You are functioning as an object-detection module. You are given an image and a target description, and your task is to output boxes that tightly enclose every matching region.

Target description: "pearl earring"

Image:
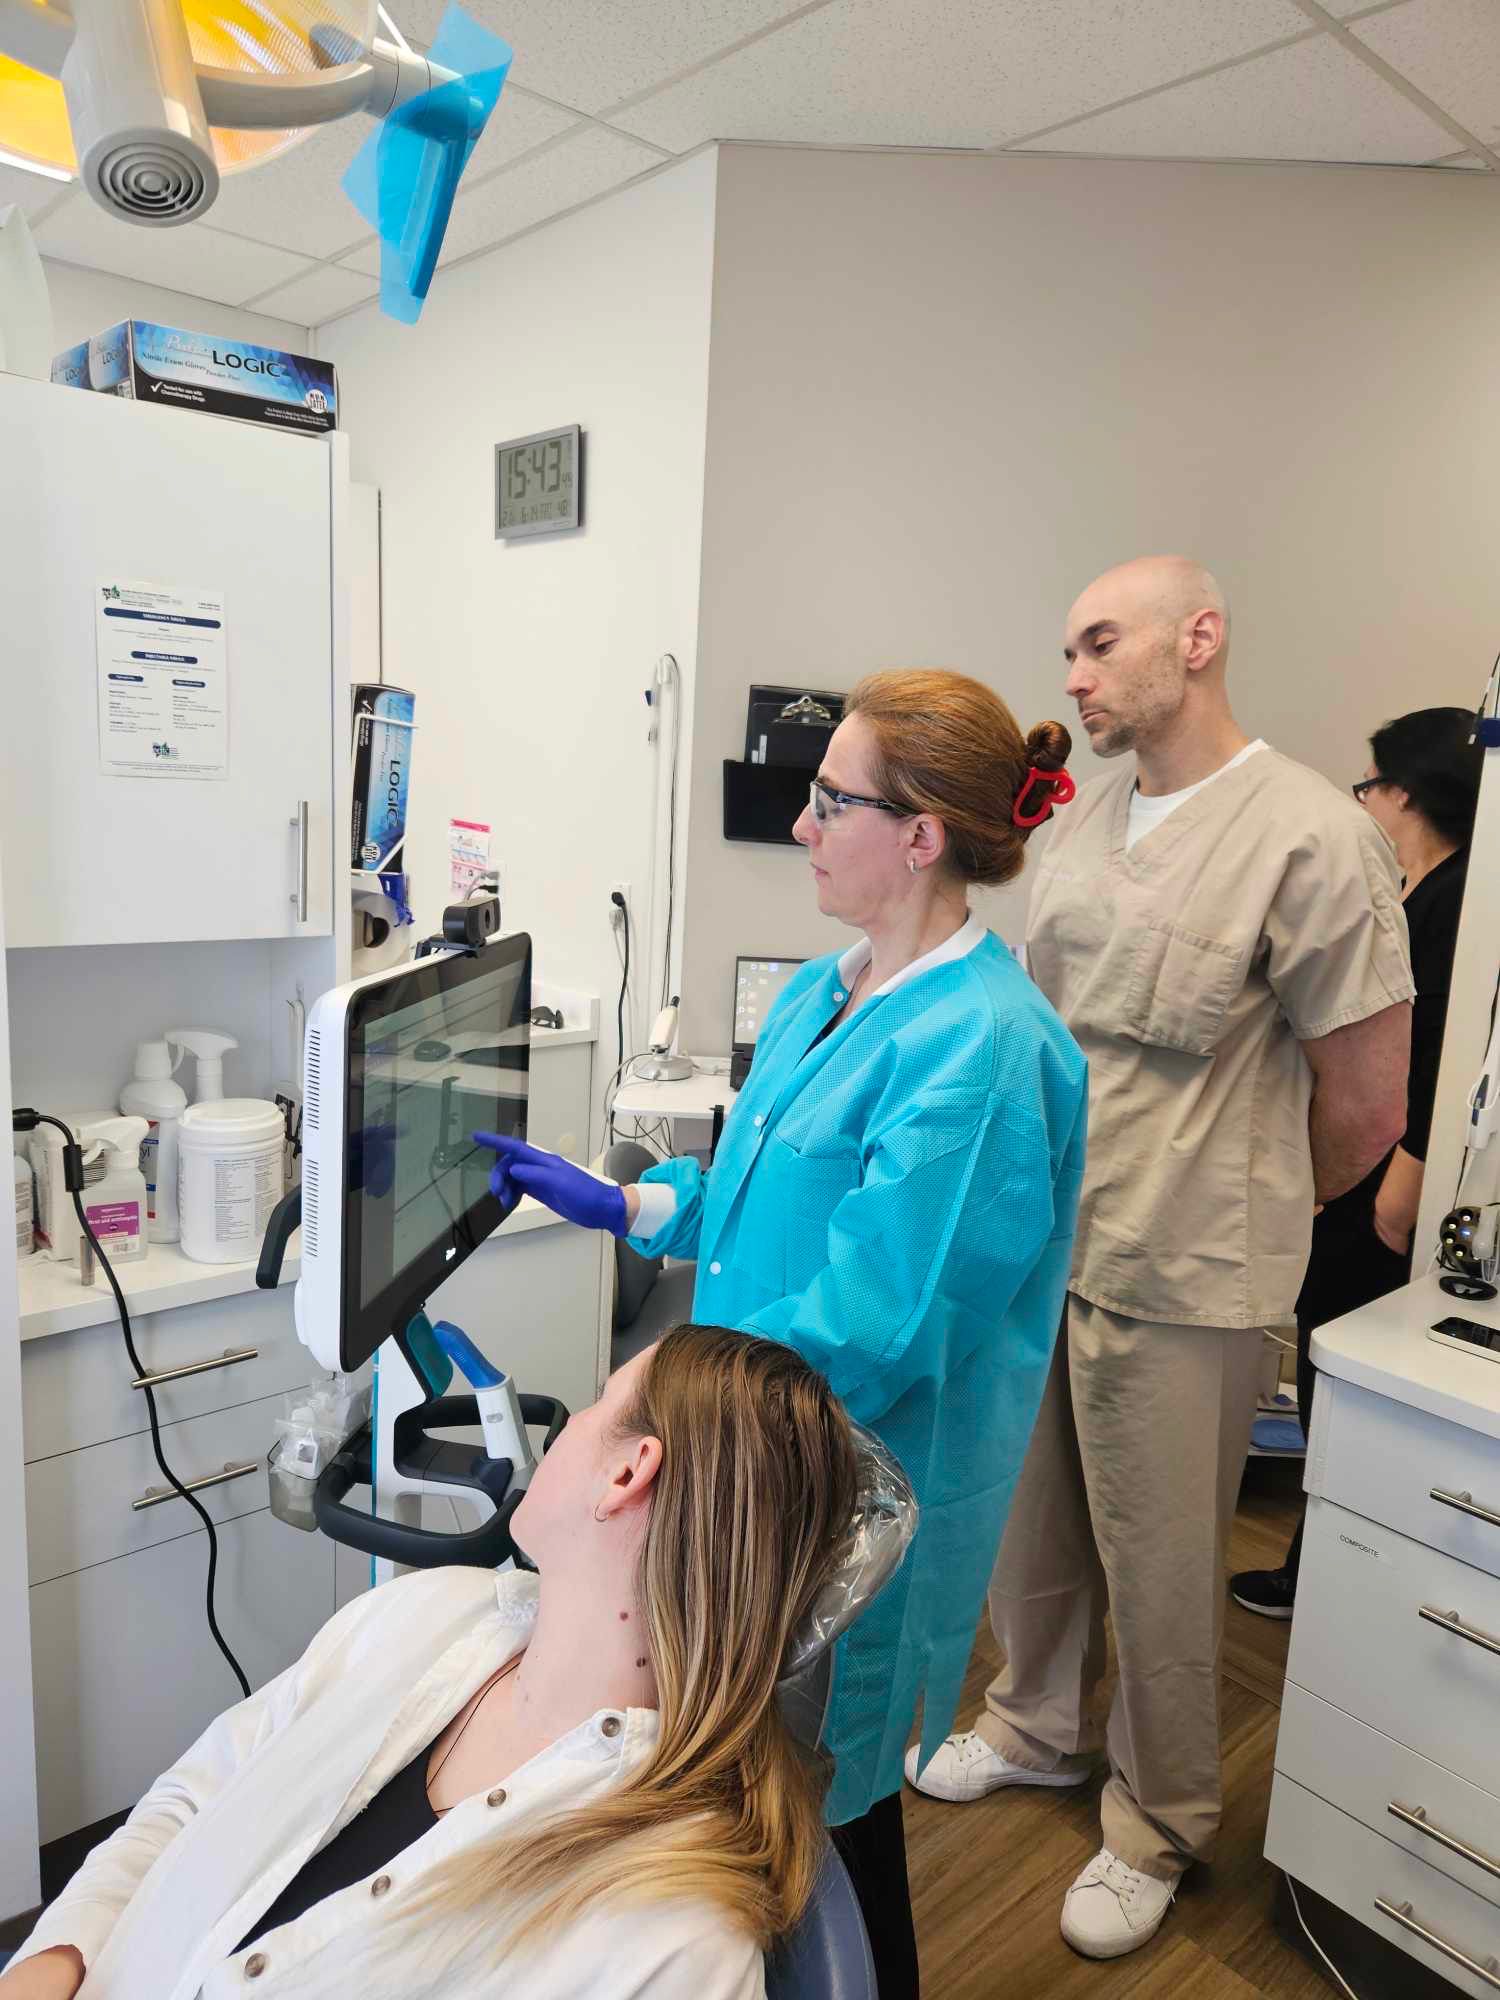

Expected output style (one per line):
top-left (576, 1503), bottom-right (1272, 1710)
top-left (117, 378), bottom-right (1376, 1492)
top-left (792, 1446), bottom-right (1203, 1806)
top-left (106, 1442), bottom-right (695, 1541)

top-left (908, 857), bottom-right (918, 875)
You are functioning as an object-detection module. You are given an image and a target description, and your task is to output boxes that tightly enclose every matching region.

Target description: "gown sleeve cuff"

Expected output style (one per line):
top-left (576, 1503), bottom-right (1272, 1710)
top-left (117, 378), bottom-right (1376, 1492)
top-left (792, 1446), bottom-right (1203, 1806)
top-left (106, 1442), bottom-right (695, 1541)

top-left (630, 1179), bottom-right (679, 1237)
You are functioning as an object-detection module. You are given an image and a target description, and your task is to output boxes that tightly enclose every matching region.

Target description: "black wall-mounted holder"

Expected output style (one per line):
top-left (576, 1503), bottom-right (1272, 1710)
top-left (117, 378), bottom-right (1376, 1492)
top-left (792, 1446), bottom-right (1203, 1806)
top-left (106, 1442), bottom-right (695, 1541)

top-left (722, 759), bottom-right (810, 845)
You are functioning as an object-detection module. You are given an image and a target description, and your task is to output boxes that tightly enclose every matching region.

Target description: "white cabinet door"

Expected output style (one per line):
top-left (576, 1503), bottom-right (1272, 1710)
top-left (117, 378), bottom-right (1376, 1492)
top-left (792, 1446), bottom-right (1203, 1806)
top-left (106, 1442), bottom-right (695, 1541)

top-left (30, 1507), bottom-right (334, 1842)
top-left (0, 375), bottom-right (334, 947)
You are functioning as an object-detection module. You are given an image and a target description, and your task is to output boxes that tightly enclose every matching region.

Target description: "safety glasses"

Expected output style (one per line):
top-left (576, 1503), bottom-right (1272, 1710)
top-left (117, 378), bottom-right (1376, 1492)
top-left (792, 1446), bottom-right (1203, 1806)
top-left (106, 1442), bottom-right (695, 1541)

top-left (1351, 777), bottom-right (1386, 803)
top-left (808, 777), bottom-right (911, 824)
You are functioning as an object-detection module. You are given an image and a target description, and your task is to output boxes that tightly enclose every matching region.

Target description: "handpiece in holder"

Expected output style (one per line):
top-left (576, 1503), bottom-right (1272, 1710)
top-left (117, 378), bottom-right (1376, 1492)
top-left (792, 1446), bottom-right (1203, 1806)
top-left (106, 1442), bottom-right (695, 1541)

top-left (635, 997), bottom-right (691, 1084)
top-left (430, 1319), bottom-right (538, 1490)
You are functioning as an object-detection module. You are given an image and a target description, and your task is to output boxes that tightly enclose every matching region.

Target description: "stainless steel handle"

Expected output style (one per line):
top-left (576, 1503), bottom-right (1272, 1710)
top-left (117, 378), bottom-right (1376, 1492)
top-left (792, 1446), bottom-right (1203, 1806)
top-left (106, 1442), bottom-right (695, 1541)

top-left (1389, 1801), bottom-right (1500, 1884)
top-left (1419, 1604), bottom-right (1500, 1659)
top-left (1374, 1899), bottom-right (1500, 1988)
top-left (291, 800), bottom-right (309, 923)
top-left (132, 1461), bottom-right (260, 1511)
top-left (1432, 1486), bottom-right (1500, 1532)
top-left (130, 1345), bottom-right (258, 1392)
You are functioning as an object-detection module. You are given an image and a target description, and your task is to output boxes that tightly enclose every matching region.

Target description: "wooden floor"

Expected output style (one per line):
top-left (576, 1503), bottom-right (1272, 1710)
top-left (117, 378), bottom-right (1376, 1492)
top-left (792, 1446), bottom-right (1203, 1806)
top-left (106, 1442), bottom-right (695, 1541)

top-left (904, 1456), bottom-right (1331, 1999)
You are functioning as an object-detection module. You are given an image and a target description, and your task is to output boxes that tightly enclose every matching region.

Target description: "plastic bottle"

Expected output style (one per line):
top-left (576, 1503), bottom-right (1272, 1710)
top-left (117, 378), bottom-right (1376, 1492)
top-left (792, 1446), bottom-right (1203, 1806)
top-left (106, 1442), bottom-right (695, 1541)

top-left (77, 1116), bottom-right (150, 1264)
top-left (121, 1040), bottom-right (189, 1244)
top-left (13, 1153), bottom-right (34, 1260)
top-left (165, 1029), bottom-right (238, 1104)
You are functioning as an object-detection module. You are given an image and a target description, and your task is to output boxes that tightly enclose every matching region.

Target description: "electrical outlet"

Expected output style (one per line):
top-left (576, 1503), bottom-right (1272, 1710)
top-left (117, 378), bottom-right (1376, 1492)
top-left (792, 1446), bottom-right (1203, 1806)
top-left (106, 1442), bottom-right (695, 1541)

top-left (609, 881), bottom-right (630, 927)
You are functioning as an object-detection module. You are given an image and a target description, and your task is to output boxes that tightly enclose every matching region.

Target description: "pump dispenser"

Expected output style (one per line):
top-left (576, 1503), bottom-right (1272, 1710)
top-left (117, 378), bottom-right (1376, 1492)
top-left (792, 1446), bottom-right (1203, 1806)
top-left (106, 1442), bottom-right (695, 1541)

top-left (121, 1039), bottom-right (189, 1242)
top-left (166, 1030), bottom-right (237, 1104)
top-left (77, 1116), bottom-right (150, 1264)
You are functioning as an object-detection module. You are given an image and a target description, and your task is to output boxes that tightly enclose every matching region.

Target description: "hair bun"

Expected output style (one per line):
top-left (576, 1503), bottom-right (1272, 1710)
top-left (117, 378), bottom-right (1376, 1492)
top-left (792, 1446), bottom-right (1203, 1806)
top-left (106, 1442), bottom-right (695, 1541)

top-left (1025, 720), bottom-right (1073, 773)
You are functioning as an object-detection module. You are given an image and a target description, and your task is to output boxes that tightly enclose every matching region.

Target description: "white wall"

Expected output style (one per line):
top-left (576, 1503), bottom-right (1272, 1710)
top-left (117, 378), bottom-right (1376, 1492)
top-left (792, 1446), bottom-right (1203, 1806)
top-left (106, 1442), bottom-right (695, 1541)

top-left (679, 146), bottom-right (1500, 1051)
top-left (43, 257), bottom-right (310, 353)
top-left (317, 152), bottom-right (716, 1129)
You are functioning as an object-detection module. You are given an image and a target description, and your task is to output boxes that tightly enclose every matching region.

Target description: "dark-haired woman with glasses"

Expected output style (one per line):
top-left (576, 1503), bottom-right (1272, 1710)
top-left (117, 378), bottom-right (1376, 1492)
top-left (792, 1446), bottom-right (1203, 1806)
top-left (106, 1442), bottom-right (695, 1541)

top-left (1232, 706), bottom-right (1482, 1617)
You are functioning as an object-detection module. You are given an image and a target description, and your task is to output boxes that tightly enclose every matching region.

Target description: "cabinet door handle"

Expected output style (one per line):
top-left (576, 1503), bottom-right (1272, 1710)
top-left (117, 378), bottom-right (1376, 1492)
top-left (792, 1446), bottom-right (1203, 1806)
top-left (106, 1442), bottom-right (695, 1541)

top-left (1419, 1604), bottom-right (1500, 1659)
top-left (130, 1345), bottom-right (258, 1391)
top-left (1431, 1486), bottom-right (1500, 1532)
top-left (132, 1461), bottom-right (260, 1511)
top-left (1389, 1801), bottom-right (1500, 1883)
top-left (1374, 1899), bottom-right (1500, 1988)
top-left (290, 800), bottom-right (309, 923)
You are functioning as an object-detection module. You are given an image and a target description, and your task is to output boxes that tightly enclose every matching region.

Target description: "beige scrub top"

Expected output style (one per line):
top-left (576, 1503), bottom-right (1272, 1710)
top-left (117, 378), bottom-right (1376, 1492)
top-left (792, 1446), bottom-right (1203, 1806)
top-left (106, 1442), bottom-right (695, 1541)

top-left (1026, 748), bottom-right (1414, 1329)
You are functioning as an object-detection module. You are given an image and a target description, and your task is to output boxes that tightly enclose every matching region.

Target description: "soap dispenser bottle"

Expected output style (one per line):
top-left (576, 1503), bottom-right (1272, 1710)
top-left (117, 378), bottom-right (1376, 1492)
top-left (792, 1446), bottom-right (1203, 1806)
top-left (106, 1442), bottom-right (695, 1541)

top-left (76, 1116), bottom-right (151, 1264)
top-left (121, 1040), bottom-right (189, 1243)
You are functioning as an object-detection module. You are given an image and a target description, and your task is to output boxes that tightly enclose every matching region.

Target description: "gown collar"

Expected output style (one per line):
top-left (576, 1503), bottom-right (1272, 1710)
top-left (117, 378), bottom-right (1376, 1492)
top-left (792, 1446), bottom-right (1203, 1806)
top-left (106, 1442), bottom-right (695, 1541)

top-left (835, 910), bottom-right (987, 1001)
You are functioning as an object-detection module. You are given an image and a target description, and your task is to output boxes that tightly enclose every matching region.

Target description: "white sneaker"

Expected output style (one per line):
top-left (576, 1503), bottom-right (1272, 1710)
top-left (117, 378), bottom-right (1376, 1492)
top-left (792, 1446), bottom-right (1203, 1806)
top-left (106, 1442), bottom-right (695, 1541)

top-left (1061, 1847), bottom-right (1177, 1958)
top-left (904, 1731), bottom-right (1090, 1803)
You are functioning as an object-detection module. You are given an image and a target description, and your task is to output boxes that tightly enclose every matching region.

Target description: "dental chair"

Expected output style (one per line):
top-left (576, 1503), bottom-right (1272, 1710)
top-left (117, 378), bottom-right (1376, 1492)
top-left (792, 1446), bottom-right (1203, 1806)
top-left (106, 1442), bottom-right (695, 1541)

top-left (605, 1140), bottom-right (698, 1366)
top-left (765, 1845), bottom-right (878, 2000)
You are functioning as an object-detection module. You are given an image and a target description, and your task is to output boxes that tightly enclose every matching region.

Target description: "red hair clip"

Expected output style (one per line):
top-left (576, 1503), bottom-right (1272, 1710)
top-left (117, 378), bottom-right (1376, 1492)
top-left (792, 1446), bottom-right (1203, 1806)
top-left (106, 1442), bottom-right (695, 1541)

top-left (1012, 765), bottom-right (1077, 829)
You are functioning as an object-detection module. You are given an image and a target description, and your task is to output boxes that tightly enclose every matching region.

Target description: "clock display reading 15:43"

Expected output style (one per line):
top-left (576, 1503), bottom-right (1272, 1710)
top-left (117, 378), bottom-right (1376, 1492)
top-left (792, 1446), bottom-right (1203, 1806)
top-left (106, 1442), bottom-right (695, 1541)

top-left (494, 424), bottom-right (582, 539)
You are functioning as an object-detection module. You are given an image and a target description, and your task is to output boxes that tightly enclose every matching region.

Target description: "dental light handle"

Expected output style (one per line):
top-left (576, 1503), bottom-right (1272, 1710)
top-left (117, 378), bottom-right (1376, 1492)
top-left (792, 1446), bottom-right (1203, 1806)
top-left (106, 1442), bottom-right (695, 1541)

top-left (431, 1319), bottom-right (537, 1490)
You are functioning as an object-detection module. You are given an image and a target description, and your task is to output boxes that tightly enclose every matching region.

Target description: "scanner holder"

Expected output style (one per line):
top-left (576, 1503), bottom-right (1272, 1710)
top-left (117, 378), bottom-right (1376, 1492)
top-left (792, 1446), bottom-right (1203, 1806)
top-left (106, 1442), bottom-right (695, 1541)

top-left (257, 1183), bottom-right (568, 1575)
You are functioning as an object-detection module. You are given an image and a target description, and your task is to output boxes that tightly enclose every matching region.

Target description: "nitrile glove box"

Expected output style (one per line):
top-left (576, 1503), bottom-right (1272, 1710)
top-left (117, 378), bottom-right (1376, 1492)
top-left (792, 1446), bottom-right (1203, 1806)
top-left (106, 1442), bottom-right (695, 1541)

top-left (51, 320), bottom-right (337, 436)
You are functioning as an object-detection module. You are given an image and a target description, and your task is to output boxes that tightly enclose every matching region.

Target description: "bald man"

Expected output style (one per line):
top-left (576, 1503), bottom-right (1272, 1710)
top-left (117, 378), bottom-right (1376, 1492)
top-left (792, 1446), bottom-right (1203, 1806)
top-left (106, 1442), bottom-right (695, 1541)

top-left (908, 558), bottom-right (1414, 1958)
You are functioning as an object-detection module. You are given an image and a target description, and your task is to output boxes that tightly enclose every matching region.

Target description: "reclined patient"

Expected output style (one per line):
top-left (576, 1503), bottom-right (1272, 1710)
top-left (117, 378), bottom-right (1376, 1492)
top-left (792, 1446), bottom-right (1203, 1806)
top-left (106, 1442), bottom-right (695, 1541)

top-left (4, 1325), bottom-right (861, 2000)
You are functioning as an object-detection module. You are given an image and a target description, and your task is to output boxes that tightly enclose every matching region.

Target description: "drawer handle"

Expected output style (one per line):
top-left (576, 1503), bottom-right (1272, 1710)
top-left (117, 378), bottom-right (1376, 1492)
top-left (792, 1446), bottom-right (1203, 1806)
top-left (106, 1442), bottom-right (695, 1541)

top-left (1389, 1801), bottom-right (1500, 1884)
top-left (130, 1345), bottom-right (259, 1392)
top-left (132, 1461), bottom-right (260, 1511)
top-left (1374, 1899), bottom-right (1500, 1989)
top-left (1419, 1604), bottom-right (1500, 1660)
top-left (1432, 1486), bottom-right (1500, 1532)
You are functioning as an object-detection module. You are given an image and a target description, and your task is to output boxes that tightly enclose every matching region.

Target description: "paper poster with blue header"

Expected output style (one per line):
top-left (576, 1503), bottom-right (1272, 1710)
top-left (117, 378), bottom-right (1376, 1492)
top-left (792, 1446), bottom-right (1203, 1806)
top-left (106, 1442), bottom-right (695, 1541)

top-left (51, 320), bottom-right (337, 436)
top-left (96, 580), bottom-right (228, 780)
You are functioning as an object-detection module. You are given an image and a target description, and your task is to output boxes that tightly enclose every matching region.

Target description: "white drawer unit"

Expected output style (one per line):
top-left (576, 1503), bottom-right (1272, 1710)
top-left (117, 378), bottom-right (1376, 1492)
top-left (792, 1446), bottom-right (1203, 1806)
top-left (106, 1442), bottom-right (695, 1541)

top-left (1315, 1376), bottom-right (1500, 1586)
top-left (1268, 1279), bottom-right (1500, 1991)
top-left (25, 1388), bottom-right (293, 1585)
top-left (22, 1288), bottom-right (311, 1462)
top-left (30, 1508), bottom-right (334, 1844)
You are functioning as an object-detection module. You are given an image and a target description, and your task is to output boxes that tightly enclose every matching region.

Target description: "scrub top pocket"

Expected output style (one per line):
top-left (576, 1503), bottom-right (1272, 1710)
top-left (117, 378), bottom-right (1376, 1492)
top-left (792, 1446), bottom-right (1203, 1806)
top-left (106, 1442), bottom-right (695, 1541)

top-left (1121, 919), bottom-right (1249, 1057)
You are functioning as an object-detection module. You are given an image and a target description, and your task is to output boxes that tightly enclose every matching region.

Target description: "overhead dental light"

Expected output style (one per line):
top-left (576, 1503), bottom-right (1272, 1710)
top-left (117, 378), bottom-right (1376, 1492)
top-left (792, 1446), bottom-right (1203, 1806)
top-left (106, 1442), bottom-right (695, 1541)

top-left (0, 0), bottom-right (512, 319)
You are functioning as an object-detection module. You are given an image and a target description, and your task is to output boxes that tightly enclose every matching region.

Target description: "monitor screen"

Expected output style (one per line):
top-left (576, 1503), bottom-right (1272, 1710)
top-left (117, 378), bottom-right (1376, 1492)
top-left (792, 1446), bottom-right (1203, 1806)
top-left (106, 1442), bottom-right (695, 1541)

top-left (342, 936), bottom-right (531, 1369)
top-left (733, 956), bottom-right (805, 1050)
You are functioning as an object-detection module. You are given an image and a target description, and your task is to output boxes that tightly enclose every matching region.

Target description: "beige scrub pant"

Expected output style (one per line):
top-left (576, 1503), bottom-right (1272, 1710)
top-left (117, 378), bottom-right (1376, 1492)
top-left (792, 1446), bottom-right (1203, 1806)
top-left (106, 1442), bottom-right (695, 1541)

top-left (976, 1295), bottom-right (1262, 1881)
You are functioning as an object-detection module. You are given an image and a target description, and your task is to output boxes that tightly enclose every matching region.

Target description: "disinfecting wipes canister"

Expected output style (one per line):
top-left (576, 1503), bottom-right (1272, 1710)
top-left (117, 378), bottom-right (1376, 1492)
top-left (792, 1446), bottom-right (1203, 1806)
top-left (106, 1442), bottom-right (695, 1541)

top-left (178, 1099), bottom-right (286, 1265)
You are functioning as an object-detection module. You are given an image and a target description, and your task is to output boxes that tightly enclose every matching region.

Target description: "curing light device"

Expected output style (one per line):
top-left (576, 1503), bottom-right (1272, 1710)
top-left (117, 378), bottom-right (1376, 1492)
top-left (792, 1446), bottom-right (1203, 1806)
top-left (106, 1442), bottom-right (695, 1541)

top-left (0, 0), bottom-right (511, 319)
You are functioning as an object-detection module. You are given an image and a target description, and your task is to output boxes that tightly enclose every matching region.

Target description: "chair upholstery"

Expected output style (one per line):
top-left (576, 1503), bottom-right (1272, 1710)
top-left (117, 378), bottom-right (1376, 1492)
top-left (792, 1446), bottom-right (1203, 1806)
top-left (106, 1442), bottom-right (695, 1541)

top-left (603, 1140), bottom-right (697, 1365)
top-left (765, 1844), bottom-right (877, 2000)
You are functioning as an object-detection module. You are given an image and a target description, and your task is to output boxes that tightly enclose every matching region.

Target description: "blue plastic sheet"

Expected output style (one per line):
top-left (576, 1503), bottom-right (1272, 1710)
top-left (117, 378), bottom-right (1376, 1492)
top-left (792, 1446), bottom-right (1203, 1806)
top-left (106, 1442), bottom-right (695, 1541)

top-left (343, 5), bottom-right (512, 323)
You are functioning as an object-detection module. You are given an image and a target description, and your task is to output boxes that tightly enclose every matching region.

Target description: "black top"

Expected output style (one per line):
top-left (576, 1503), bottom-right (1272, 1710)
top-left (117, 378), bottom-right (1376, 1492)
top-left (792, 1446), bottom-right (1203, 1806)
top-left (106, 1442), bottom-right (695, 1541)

top-left (234, 1737), bottom-right (440, 1955)
top-left (1314, 845), bottom-right (1468, 1225)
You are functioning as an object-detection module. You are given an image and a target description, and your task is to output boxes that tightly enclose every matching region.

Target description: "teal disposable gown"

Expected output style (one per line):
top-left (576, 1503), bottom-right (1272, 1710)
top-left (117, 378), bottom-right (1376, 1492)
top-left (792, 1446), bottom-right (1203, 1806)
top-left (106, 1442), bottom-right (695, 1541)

top-left (629, 930), bottom-right (1086, 1823)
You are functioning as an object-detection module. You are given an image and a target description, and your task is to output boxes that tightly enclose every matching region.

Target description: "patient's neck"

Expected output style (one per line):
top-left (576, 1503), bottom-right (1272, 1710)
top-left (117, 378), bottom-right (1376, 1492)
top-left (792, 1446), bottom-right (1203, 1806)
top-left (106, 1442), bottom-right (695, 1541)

top-left (510, 1562), bottom-right (659, 1740)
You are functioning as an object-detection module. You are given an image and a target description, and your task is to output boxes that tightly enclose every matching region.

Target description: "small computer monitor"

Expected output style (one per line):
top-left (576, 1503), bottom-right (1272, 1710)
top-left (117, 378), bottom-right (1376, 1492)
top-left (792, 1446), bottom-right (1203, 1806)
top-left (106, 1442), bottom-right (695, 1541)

top-left (296, 934), bottom-right (532, 1373)
top-left (732, 956), bottom-right (806, 1057)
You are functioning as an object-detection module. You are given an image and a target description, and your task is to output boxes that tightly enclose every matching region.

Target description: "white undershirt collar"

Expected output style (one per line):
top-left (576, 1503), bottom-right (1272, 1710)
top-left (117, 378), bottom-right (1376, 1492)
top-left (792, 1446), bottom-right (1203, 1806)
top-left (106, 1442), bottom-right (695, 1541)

top-left (835, 909), bottom-right (986, 1002)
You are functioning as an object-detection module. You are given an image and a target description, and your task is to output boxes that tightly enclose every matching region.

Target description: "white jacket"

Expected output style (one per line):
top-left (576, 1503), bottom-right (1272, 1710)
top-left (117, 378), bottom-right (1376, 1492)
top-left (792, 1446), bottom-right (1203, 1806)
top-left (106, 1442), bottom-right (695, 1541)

top-left (14, 1567), bottom-right (766, 2000)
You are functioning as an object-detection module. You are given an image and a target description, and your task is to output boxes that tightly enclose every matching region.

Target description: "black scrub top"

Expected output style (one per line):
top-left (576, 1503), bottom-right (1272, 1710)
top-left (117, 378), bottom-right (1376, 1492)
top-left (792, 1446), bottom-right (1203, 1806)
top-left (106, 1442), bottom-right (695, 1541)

top-left (1298, 845), bottom-right (1468, 1325)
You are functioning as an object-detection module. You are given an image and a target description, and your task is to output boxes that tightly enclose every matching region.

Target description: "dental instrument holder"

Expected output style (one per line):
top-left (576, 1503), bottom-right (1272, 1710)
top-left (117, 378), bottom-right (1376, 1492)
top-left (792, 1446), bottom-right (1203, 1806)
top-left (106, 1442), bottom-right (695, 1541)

top-left (257, 1187), bottom-right (567, 1578)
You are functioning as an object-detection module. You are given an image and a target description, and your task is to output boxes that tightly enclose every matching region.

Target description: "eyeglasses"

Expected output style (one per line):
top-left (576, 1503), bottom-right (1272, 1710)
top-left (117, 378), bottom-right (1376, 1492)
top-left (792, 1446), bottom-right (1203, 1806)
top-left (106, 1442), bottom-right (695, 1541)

top-left (808, 778), bottom-right (912, 825)
top-left (1351, 777), bottom-right (1386, 802)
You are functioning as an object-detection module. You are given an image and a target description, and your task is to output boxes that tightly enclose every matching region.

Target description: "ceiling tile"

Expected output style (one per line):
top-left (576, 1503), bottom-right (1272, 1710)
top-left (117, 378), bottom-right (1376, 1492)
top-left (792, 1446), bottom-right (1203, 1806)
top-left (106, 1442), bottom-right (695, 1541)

top-left (0, 160), bottom-right (72, 219)
top-left (202, 90), bottom-right (577, 261)
top-left (33, 193), bottom-right (314, 305)
top-left (1351, 0), bottom-right (1500, 149)
top-left (1429, 150), bottom-right (1489, 166)
top-left (391, 0), bottom-right (819, 117)
top-left (342, 125), bottom-right (662, 275)
top-left (612, 0), bottom-right (1311, 153)
top-left (1019, 34), bottom-right (1455, 162)
top-left (245, 261), bottom-right (378, 326)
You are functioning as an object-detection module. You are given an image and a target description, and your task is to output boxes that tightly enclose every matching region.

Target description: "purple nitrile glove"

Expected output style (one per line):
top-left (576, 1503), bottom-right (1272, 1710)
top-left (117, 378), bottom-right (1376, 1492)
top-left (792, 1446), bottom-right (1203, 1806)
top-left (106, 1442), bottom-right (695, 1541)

top-left (471, 1132), bottom-right (628, 1236)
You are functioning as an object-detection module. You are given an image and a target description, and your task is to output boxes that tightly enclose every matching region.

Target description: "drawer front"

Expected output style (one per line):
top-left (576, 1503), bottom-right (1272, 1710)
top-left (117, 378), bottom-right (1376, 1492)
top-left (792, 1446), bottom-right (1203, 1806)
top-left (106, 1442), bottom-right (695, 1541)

top-left (1318, 1378), bottom-right (1500, 1584)
top-left (1278, 1683), bottom-right (1500, 1907)
top-left (22, 1287), bottom-right (312, 1460)
top-left (26, 1389), bottom-right (289, 1583)
top-left (30, 1507), bottom-right (333, 1843)
top-left (1267, 1776), bottom-right (1500, 1998)
top-left (1289, 1499), bottom-right (1500, 1793)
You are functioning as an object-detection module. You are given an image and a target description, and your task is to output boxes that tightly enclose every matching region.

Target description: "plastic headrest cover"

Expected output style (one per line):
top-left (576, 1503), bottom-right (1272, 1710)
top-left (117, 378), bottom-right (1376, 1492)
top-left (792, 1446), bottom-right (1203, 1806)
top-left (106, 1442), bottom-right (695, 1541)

top-left (779, 1423), bottom-right (918, 1683)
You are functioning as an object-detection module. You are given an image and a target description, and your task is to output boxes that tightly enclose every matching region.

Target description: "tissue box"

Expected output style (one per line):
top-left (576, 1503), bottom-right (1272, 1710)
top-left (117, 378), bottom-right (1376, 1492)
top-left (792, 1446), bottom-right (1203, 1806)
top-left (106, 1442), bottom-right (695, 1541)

top-left (52, 320), bottom-right (337, 436)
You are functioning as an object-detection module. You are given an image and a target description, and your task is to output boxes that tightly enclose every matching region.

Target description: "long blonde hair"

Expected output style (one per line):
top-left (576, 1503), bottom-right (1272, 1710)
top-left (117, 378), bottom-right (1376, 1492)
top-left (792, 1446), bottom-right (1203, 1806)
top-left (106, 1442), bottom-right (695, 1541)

top-left (385, 1325), bottom-right (860, 1962)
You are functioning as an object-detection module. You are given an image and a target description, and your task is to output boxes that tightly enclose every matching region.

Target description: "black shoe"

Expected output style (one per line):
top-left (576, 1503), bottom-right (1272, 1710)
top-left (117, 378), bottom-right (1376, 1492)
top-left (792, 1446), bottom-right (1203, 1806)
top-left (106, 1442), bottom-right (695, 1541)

top-left (1230, 1566), bottom-right (1297, 1619)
